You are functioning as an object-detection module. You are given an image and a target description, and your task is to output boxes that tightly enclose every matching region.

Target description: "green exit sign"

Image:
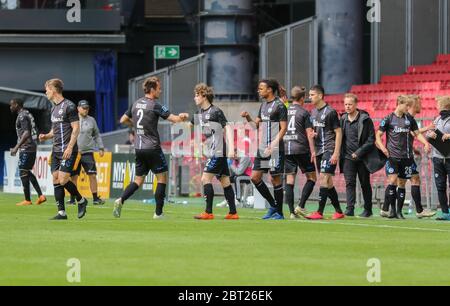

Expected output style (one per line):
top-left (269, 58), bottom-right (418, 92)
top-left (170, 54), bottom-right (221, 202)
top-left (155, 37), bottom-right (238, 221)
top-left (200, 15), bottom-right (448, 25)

top-left (154, 45), bottom-right (180, 60)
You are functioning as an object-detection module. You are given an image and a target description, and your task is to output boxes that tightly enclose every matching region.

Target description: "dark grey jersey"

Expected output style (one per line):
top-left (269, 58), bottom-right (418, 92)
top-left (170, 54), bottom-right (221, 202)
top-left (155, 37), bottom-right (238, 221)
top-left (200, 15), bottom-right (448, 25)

top-left (379, 113), bottom-right (419, 159)
top-left (192, 105), bottom-right (228, 156)
top-left (51, 99), bottom-right (79, 153)
top-left (257, 98), bottom-right (288, 152)
top-left (16, 109), bottom-right (38, 152)
top-left (311, 104), bottom-right (340, 156)
top-left (284, 104), bottom-right (312, 155)
top-left (126, 97), bottom-right (171, 151)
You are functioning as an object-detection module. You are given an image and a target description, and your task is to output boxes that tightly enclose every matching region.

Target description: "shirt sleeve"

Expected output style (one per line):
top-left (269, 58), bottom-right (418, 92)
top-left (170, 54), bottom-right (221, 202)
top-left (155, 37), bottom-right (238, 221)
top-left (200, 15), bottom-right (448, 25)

top-left (304, 112), bottom-right (313, 129)
top-left (410, 117), bottom-right (419, 132)
top-left (125, 104), bottom-right (133, 119)
top-left (154, 103), bottom-right (171, 120)
top-left (67, 103), bottom-right (79, 123)
top-left (277, 103), bottom-right (288, 122)
top-left (379, 115), bottom-right (390, 133)
top-left (217, 109), bottom-right (228, 128)
top-left (257, 105), bottom-right (262, 121)
top-left (20, 115), bottom-right (31, 132)
top-left (327, 110), bottom-right (340, 130)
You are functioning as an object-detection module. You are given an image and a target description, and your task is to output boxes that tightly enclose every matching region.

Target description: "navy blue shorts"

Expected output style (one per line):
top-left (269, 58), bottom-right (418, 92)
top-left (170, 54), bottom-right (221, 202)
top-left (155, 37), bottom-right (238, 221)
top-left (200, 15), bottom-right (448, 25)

top-left (72, 153), bottom-right (97, 176)
top-left (204, 157), bottom-right (230, 178)
top-left (253, 152), bottom-right (285, 176)
top-left (135, 149), bottom-right (168, 176)
top-left (285, 153), bottom-right (315, 174)
top-left (51, 152), bottom-right (80, 174)
top-left (18, 152), bottom-right (36, 171)
top-left (316, 152), bottom-right (337, 175)
top-left (385, 158), bottom-right (416, 179)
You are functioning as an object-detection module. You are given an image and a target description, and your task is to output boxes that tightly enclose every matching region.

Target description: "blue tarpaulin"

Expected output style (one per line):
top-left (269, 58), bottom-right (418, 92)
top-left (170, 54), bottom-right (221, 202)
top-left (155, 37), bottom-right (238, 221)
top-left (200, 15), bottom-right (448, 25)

top-left (94, 51), bottom-right (117, 133)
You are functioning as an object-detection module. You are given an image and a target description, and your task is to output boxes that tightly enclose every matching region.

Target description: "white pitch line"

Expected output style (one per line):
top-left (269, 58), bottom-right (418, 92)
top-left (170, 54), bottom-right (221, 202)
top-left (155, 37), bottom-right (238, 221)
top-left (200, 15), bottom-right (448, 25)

top-left (90, 206), bottom-right (450, 233)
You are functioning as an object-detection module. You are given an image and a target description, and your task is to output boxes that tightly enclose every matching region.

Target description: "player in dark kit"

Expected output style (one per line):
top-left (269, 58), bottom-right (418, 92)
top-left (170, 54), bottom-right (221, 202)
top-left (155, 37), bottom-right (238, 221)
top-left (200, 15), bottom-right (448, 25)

top-left (307, 85), bottom-right (344, 220)
top-left (241, 79), bottom-right (288, 220)
top-left (39, 79), bottom-right (88, 220)
top-left (10, 99), bottom-right (47, 207)
top-left (191, 84), bottom-right (239, 220)
top-left (114, 77), bottom-right (189, 219)
top-left (376, 95), bottom-right (431, 219)
top-left (393, 95), bottom-right (436, 219)
top-left (283, 86), bottom-right (316, 219)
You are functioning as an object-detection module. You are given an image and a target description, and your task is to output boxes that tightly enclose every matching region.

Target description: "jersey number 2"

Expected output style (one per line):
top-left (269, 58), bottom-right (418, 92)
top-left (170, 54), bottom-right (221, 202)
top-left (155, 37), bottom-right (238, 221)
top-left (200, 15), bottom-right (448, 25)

top-left (137, 109), bottom-right (144, 129)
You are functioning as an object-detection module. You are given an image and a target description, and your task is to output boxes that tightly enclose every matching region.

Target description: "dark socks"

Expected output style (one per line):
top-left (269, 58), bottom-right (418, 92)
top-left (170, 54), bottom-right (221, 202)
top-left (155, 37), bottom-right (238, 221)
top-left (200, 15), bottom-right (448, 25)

top-left (387, 185), bottom-right (397, 213)
top-left (437, 190), bottom-right (449, 214)
top-left (411, 185), bottom-right (423, 213)
top-left (318, 187), bottom-right (328, 215)
top-left (299, 180), bottom-right (315, 209)
top-left (274, 185), bottom-right (284, 215)
top-left (383, 187), bottom-right (390, 211)
top-left (254, 181), bottom-right (276, 207)
top-left (224, 185), bottom-right (237, 214)
top-left (121, 182), bottom-right (140, 203)
top-left (285, 184), bottom-right (295, 214)
top-left (28, 172), bottom-right (43, 197)
top-left (63, 181), bottom-right (82, 202)
top-left (397, 188), bottom-right (406, 213)
top-left (93, 192), bottom-right (99, 201)
top-left (54, 184), bottom-right (65, 212)
top-left (20, 175), bottom-right (31, 201)
top-left (204, 184), bottom-right (214, 214)
top-left (155, 183), bottom-right (166, 216)
top-left (328, 187), bottom-right (343, 214)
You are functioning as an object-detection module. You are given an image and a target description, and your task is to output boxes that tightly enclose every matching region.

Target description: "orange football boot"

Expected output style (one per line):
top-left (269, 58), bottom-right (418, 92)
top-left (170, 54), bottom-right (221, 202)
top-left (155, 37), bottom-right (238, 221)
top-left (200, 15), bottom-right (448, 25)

top-left (16, 200), bottom-right (32, 207)
top-left (194, 212), bottom-right (214, 220)
top-left (36, 195), bottom-right (47, 206)
top-left (225, 213), bottom-right (239, 220)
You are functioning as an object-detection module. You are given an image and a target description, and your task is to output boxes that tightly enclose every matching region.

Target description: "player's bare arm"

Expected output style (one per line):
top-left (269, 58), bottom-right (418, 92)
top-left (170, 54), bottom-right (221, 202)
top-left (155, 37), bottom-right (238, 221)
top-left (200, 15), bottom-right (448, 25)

top-left (241, 111), bottom-right (261, 129)
top-left (11, 130), bottom-right (31, 156)
top-left (63, 121), bottom-right (80, 160)
top-left (167, 113), bottom-right (189, 124)
top-left (376, 130), bottom-right (389, 157)
top-left (331, 127), bottom-right (342, 165)
top-left (120, 114), bottom-right (133, 127)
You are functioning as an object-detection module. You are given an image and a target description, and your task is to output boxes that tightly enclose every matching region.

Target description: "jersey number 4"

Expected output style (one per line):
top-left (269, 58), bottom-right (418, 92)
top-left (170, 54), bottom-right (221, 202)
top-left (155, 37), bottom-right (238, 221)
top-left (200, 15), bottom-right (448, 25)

top-left (288, 116), bottom-right (296, 133)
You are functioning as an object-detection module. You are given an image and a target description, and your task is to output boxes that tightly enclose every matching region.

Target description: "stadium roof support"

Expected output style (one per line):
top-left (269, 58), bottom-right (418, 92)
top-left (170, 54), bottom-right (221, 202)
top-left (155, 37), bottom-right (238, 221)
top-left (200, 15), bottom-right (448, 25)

top-left (0, 87), bottom-right (52, 111)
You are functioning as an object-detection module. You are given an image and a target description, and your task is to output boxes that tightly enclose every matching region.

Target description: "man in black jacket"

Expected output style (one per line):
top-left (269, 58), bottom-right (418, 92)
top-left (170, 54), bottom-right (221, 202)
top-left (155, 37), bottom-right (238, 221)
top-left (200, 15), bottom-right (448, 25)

top-left (340, 94), bottom-right (384, 218)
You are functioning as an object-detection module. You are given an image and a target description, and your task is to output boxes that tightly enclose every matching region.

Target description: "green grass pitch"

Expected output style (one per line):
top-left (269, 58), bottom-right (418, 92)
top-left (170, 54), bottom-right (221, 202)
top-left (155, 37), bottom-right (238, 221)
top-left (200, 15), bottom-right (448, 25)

top-left (0, 192), bottom-right (449, 286)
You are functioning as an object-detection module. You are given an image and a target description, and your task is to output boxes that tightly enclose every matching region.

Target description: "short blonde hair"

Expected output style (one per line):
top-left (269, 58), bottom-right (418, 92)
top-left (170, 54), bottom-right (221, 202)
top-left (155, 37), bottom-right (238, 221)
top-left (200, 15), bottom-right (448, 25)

top-left (344, 93), bottom-right (358, 103)
top-left (194, 83), bottom-right (214, 103)
top-left (45, 79), bottom-right (64, 94)
top-left (397, 95), bottom-right (414, 106)
top-left (437, 96), bottom-right (450, 110)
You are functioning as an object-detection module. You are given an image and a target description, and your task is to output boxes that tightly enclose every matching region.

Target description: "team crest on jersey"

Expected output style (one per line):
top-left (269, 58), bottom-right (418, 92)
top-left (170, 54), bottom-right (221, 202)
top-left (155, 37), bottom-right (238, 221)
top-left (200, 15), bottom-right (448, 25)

top-left (59, 109), bottom-right (64, 115)
top-left (405, 118), bottom-right (410, 126)
top-left (205, 114), bottom-right (210, 120)
top-left (321, 113), bottom-right (326, 120)
top-left (388, 167), bottom-right (394, 174)
top-left (268, 108), bottom-right (273, 113)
